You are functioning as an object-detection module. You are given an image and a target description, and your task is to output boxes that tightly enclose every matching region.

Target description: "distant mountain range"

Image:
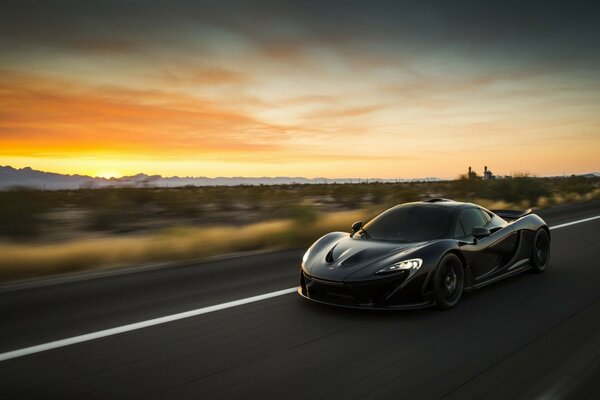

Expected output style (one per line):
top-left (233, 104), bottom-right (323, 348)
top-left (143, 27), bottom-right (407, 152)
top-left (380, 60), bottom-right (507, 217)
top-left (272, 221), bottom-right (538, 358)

top-left (0, 166), bottom-right (444, 190)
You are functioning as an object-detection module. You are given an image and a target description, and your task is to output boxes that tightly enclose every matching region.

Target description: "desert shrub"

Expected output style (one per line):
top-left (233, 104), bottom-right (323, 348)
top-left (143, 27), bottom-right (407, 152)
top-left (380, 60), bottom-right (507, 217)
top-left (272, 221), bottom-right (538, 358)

top-left (485, 177), bottom-right (550, 205)
top-left (447, 177), bottom-right (552, 206)
top-left (286, 204), bottom-right (318, 224)
top-left (551, 176), bottom-right (595, 195)
top-left (0, 189), bottom-right (48, 238)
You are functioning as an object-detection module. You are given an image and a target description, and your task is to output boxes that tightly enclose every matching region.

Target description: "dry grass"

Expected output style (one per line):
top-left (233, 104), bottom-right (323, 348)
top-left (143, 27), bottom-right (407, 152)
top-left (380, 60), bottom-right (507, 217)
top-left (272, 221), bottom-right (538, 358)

top-left (0, 210), bottom-right (367, 282)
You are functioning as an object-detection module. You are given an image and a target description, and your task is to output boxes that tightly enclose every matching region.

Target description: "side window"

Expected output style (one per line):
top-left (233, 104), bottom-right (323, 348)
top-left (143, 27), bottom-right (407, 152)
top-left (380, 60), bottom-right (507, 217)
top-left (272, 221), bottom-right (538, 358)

top-left (480, 209), bottom-right (507, 231)
top-left (454, 219), bottom-right (465, 237)
top-left (480, 209), bottom-right (492, 225)
top-left (458, 209), bottom-right (487, 236)
top-left (489, 214), bottom-right (506, 228)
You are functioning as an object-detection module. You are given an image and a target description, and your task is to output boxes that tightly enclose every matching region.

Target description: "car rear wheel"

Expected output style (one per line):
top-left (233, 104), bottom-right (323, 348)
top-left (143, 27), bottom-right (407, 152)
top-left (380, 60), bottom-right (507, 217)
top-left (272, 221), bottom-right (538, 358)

top-left (434, 253), bottom-right (464, 310)
top-left (531, 229), bottom-right (550, 273)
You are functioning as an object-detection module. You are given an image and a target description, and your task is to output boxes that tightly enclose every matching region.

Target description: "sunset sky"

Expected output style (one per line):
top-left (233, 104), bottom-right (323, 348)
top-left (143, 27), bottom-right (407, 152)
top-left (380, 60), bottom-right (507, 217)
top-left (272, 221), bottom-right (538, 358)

top-left (1, 1), bottom-right (599, 179)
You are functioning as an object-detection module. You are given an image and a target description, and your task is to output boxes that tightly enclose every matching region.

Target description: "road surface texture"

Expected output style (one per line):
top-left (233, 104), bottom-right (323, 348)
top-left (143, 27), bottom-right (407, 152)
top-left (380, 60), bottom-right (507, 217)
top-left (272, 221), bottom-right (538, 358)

top-left (1, 200), bottom-right (600, 399)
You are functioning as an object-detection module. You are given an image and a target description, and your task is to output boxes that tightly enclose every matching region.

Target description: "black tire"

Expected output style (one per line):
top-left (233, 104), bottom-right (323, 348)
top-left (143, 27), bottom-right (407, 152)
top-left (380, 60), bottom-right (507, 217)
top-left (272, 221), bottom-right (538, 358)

top-left (531, 229), bottom-right (550, 273)
top-left (434, 253), bottom-right (465, 310)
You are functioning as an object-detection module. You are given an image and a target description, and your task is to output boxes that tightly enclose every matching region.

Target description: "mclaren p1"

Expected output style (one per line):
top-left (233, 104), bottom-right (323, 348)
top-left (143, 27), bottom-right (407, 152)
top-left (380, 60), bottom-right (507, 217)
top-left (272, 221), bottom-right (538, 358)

top-left (298, 199), bottom-right (550, 310)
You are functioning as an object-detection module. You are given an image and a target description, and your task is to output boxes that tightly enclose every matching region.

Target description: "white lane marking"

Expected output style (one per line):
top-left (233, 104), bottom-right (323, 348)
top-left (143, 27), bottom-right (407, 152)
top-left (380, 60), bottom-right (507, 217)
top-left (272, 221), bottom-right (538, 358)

top-left (0, 287), bottom-right (297, 362)
top-left (1, 214), bottom-right (599, 363)
top-left (549, 215), bottom-right (600, 230)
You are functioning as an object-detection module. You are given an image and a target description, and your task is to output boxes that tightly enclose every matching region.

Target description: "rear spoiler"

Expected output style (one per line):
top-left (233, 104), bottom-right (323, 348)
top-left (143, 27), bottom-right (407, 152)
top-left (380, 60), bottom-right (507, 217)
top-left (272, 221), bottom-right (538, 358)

top-left (491, 209), bottom-right (533, 220)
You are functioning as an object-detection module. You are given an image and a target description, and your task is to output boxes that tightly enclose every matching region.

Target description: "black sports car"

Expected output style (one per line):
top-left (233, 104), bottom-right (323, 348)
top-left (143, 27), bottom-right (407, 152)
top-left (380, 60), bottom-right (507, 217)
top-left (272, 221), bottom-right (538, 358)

top-left (298, 199), bottom-right (550, 310)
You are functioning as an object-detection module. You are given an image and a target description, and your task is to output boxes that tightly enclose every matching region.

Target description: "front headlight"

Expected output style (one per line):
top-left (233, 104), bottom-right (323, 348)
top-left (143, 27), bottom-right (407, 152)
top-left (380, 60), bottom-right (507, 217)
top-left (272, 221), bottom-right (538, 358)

top-left (375, 258), bottom-right (423, 275)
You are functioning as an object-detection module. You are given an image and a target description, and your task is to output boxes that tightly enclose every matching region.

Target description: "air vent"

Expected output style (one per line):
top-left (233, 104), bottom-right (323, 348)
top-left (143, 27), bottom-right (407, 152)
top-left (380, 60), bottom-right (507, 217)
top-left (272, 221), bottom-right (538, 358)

top-left (325, 248), bottom-right (335, 263)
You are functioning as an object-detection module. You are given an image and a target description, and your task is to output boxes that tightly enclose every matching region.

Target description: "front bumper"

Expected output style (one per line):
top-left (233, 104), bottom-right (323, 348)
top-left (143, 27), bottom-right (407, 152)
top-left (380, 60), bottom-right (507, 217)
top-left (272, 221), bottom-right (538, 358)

top-left (298, 272), bottom-right (434, 310)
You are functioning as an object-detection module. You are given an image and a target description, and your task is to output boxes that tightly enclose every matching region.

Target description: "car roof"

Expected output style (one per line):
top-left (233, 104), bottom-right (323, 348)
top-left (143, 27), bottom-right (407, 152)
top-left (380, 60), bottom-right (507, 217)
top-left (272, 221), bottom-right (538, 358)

top-left (400, 199), bottom-right (482, 211)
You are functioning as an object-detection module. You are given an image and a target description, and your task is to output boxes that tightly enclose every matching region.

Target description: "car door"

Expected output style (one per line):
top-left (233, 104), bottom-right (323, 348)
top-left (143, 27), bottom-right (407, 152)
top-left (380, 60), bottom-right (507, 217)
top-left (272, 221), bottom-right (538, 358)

top-left (457, 208), bottom-right (516, 281)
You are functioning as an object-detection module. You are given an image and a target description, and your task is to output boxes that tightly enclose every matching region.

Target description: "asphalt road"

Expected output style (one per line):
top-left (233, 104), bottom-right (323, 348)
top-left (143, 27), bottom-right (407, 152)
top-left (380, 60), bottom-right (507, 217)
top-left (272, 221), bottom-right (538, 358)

top-left (1, 200), bottom-right (600, 399)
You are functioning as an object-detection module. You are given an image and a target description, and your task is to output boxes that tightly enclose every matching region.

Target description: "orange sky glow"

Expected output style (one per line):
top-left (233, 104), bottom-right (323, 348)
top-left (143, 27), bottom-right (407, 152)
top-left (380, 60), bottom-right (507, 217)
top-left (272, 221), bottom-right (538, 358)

top-left (1, 2), bottom-right (599, 179)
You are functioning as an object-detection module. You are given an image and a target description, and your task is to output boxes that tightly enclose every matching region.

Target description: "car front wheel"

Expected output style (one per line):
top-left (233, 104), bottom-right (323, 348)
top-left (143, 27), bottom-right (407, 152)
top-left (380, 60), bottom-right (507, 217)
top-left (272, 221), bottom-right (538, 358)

top-left (434, 253), bottom-right (465, 310)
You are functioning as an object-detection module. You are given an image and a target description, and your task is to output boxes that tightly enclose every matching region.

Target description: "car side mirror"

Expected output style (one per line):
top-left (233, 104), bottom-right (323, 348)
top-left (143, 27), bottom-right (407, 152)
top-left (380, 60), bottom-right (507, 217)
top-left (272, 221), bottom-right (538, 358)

top-left (351, 221), bottom-right (363, 233)
top-left (472, 226), bottom-right (491, 241)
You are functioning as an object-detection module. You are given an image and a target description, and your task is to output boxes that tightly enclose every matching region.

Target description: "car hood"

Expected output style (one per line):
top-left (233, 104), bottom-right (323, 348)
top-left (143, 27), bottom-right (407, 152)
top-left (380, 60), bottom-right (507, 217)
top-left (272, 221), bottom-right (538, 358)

top-left (306, 235), bottom-right (427, 282)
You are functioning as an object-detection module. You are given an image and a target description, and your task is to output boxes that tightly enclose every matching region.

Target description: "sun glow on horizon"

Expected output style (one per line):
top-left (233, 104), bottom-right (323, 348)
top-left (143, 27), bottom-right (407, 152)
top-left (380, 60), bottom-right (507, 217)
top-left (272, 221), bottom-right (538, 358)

top-left (93, 171), bottom-right (123, 179)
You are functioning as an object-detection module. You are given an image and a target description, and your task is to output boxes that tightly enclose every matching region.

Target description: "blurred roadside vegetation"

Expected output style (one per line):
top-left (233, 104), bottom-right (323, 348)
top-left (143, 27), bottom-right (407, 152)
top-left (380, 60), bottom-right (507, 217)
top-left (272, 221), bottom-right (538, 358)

top-left (0, 176), bottom-right (598, 281)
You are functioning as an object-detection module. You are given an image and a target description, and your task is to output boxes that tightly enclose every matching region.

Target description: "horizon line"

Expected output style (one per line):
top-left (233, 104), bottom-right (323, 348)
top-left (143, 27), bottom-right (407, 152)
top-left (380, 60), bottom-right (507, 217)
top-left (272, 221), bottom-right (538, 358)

top-left (1, 165), bottom-right (598, 182)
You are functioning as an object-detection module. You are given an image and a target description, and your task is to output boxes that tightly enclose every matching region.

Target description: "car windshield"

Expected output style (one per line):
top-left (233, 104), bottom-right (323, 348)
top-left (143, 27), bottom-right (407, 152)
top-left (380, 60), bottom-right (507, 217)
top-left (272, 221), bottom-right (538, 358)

top-left (361, 204), bottom-right (452, 242)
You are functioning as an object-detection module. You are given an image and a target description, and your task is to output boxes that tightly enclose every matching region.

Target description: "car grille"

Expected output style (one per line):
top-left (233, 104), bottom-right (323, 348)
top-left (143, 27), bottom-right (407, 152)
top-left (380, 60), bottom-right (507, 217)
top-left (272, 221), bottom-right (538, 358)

top-left (302, 272), bottom-right (407, 306)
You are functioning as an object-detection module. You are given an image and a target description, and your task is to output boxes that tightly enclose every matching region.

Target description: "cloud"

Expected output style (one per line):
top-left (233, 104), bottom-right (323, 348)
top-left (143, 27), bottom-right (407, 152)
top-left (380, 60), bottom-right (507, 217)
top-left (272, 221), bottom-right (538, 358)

top-left (279, 94), bottom-right (339, 106)
top-left (3, 1), bottom-right (599, 68)
top-left (150, 65), bottom-right (252, 87)
top-left (304, 104), bottom-right (384, 119)
top-left (0, 70), bottom-right (286, 158)
top-left (65, 38), bottom-right (142, 54)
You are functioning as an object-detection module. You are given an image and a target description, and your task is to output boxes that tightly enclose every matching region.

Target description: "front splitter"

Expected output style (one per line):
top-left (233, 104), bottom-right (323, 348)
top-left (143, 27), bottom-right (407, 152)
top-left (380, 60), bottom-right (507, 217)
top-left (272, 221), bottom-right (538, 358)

top-left (297, 287), bottom-right (435, 310)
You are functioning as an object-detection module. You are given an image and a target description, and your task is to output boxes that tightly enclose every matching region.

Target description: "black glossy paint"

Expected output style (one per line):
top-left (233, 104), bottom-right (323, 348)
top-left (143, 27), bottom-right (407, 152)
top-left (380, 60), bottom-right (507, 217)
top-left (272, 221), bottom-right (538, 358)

top-left (299, 200), bottom-right (549, 309)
